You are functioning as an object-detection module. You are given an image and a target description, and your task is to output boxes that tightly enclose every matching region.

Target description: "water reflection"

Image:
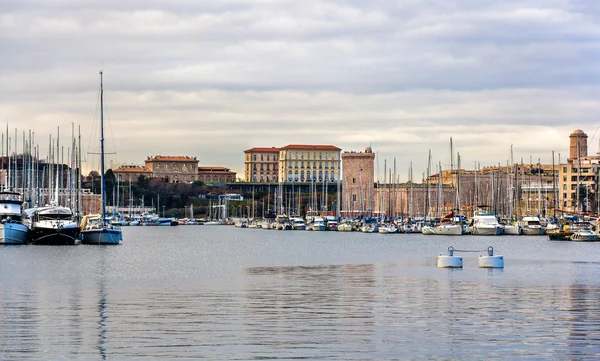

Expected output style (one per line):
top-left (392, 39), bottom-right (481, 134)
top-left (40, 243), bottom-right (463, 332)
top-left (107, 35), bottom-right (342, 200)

top-left (1, 228), bottom-right (600, 360)
top-left (244, 264), bottom-right (377, 359)
top-left (96, 256), bottom-right (108, 360)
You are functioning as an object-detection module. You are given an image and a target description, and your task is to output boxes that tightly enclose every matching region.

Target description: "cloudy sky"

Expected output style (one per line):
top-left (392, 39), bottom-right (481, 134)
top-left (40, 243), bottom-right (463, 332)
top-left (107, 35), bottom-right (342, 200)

top-left (1, 0), bottom-right (599, 180)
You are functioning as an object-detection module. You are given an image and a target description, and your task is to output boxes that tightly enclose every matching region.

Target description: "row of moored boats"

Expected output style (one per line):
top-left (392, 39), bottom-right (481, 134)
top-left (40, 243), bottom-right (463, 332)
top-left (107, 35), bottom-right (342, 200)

top-left (0, 191), bottom-right (121, 245)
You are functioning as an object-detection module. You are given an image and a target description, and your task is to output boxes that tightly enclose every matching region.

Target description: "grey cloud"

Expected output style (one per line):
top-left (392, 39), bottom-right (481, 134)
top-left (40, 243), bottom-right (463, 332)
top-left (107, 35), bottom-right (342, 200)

top-left (0, 1), bottom-right (599, 178)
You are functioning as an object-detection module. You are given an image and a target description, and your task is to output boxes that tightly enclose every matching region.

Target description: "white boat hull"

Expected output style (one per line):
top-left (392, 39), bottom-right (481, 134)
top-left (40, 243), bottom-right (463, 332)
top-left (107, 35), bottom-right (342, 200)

top-left (503, 225), bottom-right (520, 235)
top-left (434, 224), bottom-right (462, 235)
top-left (470, 225), bottom-right (503, 236)
top-left (421, 225), bottom-right (435, 235)
top-left (521, 226), bottom-right (544, 236)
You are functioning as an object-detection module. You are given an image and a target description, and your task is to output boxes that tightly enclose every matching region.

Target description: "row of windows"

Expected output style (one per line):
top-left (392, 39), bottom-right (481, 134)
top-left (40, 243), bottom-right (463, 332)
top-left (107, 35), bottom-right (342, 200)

top-left (286, 151), bottom-right (337, 160)
top-left (287, 170), bottom-right (336, 182)
top-left (252, 174), bottom-right (278, 182)
top-left (154, 164), bottom-right (195, 173)
top-left (287, 161), bottom-right (339, 169)
top-left (253, 164), bottom-right (274, 170)
top-left (199, 175), bottom-right (234, 183)
top-left (564, 167), bottom-right (591, 173)
top-left (252, 154), bottom-right (278, 162)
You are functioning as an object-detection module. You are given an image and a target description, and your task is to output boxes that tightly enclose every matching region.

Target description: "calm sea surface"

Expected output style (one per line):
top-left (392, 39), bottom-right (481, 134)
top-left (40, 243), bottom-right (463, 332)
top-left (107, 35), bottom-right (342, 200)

top-left (1, 226), bottom-right (600, 360)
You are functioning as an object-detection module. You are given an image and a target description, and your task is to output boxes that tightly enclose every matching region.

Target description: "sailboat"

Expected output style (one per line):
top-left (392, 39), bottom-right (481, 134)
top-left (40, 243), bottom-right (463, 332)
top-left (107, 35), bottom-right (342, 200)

top-left (23, 130), bottom-right (81, 245)
top-left (434, 138), bottom-right (462, 235)
top-left (80, 71), bottom-right (123, 245)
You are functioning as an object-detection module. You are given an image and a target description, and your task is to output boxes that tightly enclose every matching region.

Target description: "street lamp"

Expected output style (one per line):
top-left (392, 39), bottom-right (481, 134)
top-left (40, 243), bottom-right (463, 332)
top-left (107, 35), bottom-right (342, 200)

top-left (162, 205), bottom-right (166, 218)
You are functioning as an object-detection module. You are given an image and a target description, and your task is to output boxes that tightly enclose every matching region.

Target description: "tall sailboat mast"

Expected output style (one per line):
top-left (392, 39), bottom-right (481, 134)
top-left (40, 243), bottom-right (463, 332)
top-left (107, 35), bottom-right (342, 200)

top-left (100, 70), bottom-right (107, 223)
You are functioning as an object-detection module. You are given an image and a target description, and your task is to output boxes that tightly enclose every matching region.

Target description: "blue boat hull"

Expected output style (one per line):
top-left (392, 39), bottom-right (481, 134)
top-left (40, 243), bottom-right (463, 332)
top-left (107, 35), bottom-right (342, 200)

top-left (80, 228), bottom-right (122, 245)
top-left (0, 222), bottom-right (29, 244)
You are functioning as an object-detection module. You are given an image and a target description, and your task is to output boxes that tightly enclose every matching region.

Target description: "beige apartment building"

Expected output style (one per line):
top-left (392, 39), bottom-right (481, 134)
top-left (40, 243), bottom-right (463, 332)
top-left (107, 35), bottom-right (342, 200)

top-left (559, 129), bottom-right (599, 213)
top-left (278, 144), bottom-right (341, 183)
top-left (244, 147), bottom-right (279, 182)
top-left (144, 155), bottom-right (199, 183)
top-left (113, 165), bottom-right (153, 182)
top-left (198, 166), bottom-right (236, 183)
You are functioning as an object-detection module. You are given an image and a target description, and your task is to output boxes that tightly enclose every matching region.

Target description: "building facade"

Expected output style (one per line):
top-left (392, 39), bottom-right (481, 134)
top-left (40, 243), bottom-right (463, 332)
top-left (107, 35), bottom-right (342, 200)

top-left (198, 166), bottom-right (236, 184)
top-left (113, 165), bottom-right (153, 182)
top-left (144, 155), bottom-right (199, 183)
top-left (244, 147), bottom-right (279, 182)
top-left (278, 144), bottom-right (341, 183)
top-left (341, 147), bottom-right (375, 214)
top-left (559, 129), bottom-right (599, 213)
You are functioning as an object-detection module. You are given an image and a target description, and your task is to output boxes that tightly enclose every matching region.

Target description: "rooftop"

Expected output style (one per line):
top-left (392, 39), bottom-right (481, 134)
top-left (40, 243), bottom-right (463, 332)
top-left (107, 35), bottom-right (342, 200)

top-left (244, 147), bottom-right (280, 153)
top-left (280, 144), bottom-right (341, 151)
top-left (146, 155), bottom-right (198, 162)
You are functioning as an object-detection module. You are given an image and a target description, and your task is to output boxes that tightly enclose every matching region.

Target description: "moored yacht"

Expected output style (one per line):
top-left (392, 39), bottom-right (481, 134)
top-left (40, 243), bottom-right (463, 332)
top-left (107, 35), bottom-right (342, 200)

top-left (519, 216), bottom-right (545, 235)
top-left (0, 191), bottom-right (29, 244)
top-left (291, 217), bottom-right (306, 230)
top-left (312, 217), bottom-right (327, 231)
top-left (467, 209), bottom-right (503, 236)
top-left (23, 205), bottom-right (80, 245)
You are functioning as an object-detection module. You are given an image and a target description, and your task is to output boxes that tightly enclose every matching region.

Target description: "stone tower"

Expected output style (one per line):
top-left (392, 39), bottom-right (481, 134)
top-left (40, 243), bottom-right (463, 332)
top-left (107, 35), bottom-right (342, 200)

top-left (569, 129), bottom-right (588, 160)
top-left (341, 147), bottom-right (375, 215)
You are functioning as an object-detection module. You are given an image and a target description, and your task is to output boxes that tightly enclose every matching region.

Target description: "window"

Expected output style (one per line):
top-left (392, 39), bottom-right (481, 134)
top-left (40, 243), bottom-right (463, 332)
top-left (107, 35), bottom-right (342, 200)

top-left (301, 171), bottom-right (305, 181)
top-left (352, 194), bottom-right (356, 201)
top-left (267, 155), bottom-right (270, 161)
top-left (295, 152), bottom-right (298, 159)
top-left (330, 173), bottom-right (335, 182)
top-left (301, 153), bottom-right (304, 159)
top-left (313, 161), bottom-right (316, 168)
top-left (319, 171), bottom-right (322, 180)
top-left (295, 161), bottom-right (298, 168)
top-left (325, 153), bottom-right (329, 160)
top-left (319, 152), bottom-right (322, 159)
top-left (254, 155), bottom-right (257, 161)
top-left (294, 170), bottom-right (298, 181)
top-left (313, 171), bottom-right (316, 180)
top-left (563, 167), bottom-right (567, 172)
top-left (288, 170), bottom-right (292, 181)
top-left (261, 154), bottom-right (264, 161)
top-left (352, 177), bottom-right (356, 184)
top-left (253, 164), bottom-right (257, 170)
top-left (563, 184), bottom-right (567, 190)
top-left (306, 171), bottom-right (311, 180)
top-left (260, 164), bottom-right (263, 170)
top-left (260, 174), bottom-right (264, 181)
top-left (267, 164), bottom-right (270, 170)
top-left (325, 171), bottom-right (329, 181)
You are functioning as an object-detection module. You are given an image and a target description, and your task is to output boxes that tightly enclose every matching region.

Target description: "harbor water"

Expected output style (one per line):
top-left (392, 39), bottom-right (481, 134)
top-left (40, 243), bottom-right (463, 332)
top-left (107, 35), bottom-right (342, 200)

top-left (1, 226), bottom-right (600, 360)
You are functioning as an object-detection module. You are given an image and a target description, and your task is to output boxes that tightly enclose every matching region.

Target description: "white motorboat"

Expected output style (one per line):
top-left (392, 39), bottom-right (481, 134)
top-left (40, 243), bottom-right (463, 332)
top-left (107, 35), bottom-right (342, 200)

top-left (291, 217), bottom-right (306, 230)
top-left (312, 217), bottom-right (327, 231)
top-left (378, 224), bottom-right (398, 234)
top-left (519, 216), bottom-right (544, 235)
top-left (467, 209), bottom-right (503, 235)
top-left (337, 222), bottom-right (353, 232)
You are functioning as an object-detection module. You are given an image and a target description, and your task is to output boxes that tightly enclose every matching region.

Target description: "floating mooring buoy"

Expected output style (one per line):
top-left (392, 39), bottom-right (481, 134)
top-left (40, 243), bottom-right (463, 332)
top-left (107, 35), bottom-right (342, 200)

top-left (478, 246), bottom-right (504, 268)
top-left (437, 246), bottom-right (463, 268)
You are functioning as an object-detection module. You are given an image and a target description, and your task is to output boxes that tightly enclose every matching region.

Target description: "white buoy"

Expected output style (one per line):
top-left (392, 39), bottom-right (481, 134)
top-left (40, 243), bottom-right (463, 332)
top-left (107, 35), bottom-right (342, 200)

top-left (437, 246), bottom-right (463, 268)
top-left (478, 246), bottom-right (504, 268)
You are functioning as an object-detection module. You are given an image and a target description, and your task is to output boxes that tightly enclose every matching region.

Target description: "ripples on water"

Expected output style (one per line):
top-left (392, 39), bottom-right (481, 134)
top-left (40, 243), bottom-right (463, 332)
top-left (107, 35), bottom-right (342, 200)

top-left (1, 227), bottom-right (599, 360)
